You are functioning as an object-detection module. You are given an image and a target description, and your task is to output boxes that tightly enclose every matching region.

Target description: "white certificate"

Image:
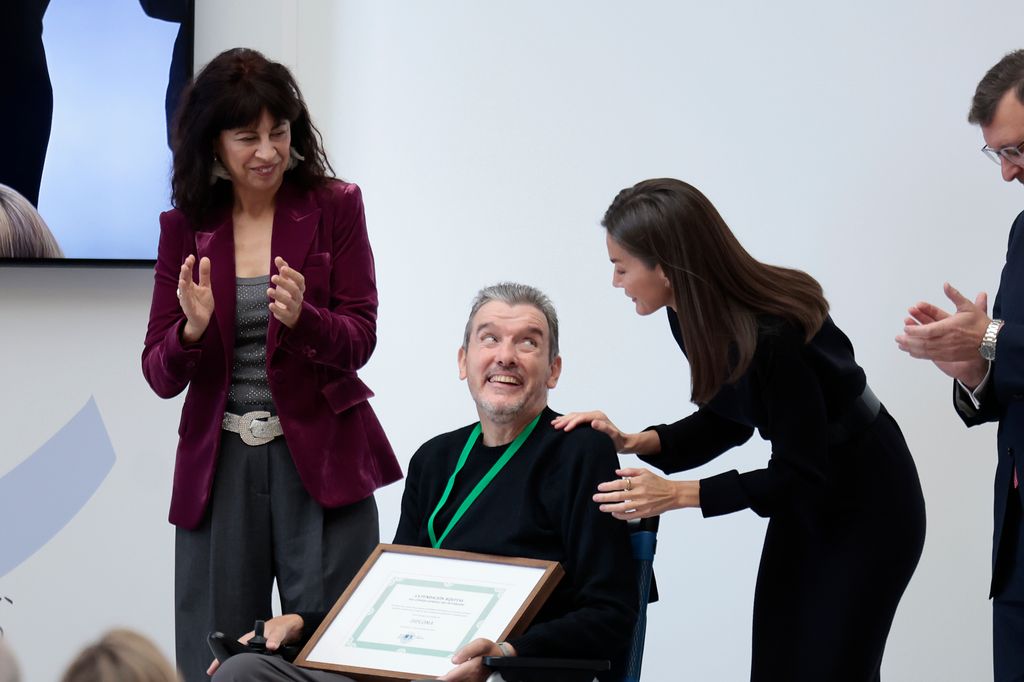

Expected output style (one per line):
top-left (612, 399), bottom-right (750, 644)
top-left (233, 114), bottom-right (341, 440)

top-left (295, 544), bottom-right (563, 682)
top-left (352, 578), bottom-right (500, 655)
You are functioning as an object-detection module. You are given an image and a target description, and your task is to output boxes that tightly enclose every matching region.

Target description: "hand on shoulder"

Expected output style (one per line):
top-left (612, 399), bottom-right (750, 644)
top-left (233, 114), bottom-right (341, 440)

top-left (551, 410), bottom-right (660, 455)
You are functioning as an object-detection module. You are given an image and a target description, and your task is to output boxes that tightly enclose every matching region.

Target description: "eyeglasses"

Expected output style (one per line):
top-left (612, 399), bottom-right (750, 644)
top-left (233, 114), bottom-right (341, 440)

top-left (981, 140), bottom-right (1024, 167)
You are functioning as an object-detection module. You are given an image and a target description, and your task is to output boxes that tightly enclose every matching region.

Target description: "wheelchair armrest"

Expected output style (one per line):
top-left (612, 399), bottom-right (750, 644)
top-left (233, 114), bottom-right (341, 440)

top-left (483, 655), bottom-right (609, 682)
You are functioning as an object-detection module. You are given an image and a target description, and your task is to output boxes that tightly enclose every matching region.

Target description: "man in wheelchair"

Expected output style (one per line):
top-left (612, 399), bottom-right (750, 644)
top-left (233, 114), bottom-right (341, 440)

top-left (211, 283), bottom-right (638, 682)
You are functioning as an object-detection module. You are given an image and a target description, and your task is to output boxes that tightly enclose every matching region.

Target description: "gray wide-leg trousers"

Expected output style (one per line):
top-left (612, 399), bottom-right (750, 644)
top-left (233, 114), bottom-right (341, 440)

top-left (175, 431), bottom-right (379, 682)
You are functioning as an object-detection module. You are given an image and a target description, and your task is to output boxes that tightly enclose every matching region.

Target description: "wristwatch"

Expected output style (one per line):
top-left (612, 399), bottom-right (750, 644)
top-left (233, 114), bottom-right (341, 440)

top-left (979, 319), bottom-right (1005, 361)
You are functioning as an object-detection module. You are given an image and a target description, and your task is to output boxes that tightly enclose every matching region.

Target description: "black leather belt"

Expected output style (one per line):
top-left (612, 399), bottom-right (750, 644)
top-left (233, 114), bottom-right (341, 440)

top-left (827, 384), bottom-right (881, 446)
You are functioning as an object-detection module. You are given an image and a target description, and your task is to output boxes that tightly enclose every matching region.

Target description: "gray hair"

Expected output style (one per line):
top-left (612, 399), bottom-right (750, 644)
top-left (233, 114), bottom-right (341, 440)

top-left (462, 283), bottom-right (560, 362)
top-left (0, 184), bottom-right (63, 258)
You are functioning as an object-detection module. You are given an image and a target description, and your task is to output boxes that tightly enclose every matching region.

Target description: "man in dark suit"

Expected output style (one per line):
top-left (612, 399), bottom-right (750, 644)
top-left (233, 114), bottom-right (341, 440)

top-left (897, 49), bottom-right (1024, 682)
top-left (139, 0), bottom-right (193, 148)
top-left (0, 0), bottom-right (52, 207)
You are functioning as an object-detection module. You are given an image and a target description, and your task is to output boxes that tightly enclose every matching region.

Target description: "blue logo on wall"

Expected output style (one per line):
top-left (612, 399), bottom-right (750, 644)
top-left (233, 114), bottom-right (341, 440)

top-left (0, 397), bottom-right (116, 578)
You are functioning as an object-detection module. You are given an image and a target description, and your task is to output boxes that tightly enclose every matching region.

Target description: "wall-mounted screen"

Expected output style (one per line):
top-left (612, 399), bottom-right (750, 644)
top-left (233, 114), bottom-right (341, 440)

top-left (1, 0), bottom-right (193, 265)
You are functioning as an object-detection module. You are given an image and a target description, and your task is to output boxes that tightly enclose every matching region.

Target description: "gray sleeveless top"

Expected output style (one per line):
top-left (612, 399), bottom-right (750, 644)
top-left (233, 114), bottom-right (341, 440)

top-left (227, 275), bottom-right (274, 412)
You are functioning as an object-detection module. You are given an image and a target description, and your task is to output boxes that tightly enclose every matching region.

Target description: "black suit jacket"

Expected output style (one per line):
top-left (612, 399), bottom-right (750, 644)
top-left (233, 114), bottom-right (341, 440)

top-left (138, 0), bottom-right (193, 147)
top-left (955, 208), bottom-right (1024, 597)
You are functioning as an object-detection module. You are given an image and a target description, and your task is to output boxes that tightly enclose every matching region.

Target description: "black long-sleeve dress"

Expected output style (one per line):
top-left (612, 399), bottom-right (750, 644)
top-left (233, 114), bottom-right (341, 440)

top-left (642, 310), bottom-right (926, 682)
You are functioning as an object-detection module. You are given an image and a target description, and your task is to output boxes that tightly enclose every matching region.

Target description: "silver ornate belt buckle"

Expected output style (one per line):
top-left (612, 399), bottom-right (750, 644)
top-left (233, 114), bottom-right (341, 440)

top-left (238, 410), bottom-right (275, 446)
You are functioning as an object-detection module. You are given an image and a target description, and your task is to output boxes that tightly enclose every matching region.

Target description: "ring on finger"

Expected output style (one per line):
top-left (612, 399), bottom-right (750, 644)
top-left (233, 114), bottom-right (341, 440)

top-left (623, 476), bottom-right (632, 492)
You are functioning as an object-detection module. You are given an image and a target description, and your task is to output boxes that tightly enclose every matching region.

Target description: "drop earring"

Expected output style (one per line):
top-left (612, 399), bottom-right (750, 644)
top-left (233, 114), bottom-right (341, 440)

top-left (210, 155), bottom-right (231, 184)
top-left (286, 146), bottom-right (306, 171)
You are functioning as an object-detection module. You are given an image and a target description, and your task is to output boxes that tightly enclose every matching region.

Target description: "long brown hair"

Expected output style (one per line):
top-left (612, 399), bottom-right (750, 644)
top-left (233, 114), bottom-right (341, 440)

top-left (603, 178), bottom-right (829, 404)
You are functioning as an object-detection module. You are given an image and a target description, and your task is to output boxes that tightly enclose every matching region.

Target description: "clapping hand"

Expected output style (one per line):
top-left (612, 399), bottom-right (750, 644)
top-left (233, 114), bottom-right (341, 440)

top-left (178, 255), bottom-right (214, 344)
top-left (896, 282), bottom-right (990, 388)
top-left (268, 256), bottom-right (306, 328)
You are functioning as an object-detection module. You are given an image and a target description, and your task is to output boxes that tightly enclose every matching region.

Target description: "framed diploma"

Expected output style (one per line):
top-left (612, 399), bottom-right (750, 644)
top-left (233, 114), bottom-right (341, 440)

top-left (294, 544), bottom-right (564, 681)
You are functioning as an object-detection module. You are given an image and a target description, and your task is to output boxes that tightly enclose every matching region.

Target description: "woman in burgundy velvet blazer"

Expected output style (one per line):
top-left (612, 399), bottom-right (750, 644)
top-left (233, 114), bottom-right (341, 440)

top-left (141, 48), bottom-right (400, 682)
top-left (143, 179), bottom-right (401, 529)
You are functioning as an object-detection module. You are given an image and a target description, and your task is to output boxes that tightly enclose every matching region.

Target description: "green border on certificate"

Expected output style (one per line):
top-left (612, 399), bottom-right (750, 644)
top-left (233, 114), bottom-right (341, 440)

top-left (350, 578), bottom-right (502, 658)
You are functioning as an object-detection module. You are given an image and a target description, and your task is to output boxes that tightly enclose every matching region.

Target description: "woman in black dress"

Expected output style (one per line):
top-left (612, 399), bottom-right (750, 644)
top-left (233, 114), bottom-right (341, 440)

top-left (554, 178), bottom-right (926, 681)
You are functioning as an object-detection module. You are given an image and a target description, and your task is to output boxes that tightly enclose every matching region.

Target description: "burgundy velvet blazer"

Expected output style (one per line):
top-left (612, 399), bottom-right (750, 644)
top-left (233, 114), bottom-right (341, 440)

top-left (142, 180), bottom-right (402, 530)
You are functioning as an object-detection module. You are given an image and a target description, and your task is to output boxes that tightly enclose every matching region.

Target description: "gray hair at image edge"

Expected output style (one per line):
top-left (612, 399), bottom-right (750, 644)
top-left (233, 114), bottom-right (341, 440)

top-left (0, 638), bottom-right (20, 682)
top-left (462, 283), bottom-right (560, 362)
top-left (0, 184), bottom-right (63, 258)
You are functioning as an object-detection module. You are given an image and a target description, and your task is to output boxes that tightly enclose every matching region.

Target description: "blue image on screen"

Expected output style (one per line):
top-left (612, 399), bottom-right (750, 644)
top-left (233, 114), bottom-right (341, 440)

top-left (37, 0), bottom-right (181, 261)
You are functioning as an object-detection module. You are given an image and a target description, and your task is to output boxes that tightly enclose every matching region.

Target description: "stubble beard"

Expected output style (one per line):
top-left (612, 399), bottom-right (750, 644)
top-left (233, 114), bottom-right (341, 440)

top-left (476, 396), bottom-right (528, 424)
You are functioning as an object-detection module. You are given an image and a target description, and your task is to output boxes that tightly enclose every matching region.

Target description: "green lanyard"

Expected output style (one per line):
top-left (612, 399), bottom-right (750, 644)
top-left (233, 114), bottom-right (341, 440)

top-left (427, 413), bottom-right (542, 549)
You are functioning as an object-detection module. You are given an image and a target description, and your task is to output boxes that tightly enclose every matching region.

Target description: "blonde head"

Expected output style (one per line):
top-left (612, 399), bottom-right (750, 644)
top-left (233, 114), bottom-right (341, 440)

top-left (0, 184), bottom-right (63, 258)
top-left (61, 629), bottom-right (178, 682)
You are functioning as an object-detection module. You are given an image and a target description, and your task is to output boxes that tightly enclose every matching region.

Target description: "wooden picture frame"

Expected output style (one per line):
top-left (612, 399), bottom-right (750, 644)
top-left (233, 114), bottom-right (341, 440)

top-left (294, 543), bottom-right (564, 681)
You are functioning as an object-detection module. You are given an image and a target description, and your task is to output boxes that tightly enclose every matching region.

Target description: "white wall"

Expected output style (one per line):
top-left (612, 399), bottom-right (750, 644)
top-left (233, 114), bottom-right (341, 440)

top-left (3, 1), bottom-right (1024, 679)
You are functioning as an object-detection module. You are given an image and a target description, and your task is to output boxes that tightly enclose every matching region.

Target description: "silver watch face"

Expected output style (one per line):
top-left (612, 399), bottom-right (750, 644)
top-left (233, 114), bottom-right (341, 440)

top-left (981, 320), bottom-right (1004, 361)
top-left (981, 343), bottom-right (996, 361)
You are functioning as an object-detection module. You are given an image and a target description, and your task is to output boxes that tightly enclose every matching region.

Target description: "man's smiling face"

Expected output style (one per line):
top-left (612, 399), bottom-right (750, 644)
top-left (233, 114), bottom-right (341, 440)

top-left (458, 301), bottom-right (561, 426)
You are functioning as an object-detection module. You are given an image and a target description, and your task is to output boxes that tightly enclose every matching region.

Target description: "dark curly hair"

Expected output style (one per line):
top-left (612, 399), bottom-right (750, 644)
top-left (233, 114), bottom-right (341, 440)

top-left (170, 48), bottom-right (334, 224)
